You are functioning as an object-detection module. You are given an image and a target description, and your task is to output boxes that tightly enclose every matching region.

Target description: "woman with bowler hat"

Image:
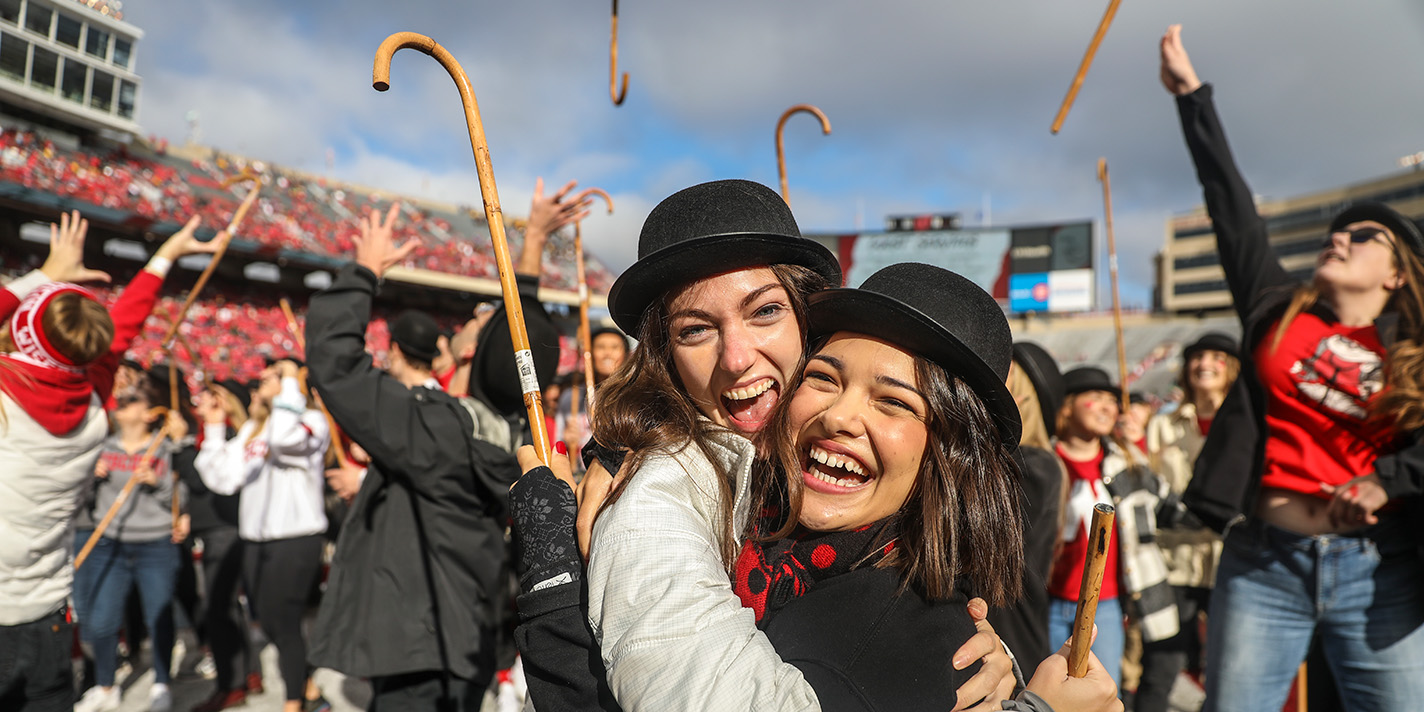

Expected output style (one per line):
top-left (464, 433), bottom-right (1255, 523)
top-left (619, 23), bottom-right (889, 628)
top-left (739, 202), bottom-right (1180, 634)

top-left (507, 180), bottom-right (1015, 711)
top-left (1163, 25), bottom-right (1424, 711)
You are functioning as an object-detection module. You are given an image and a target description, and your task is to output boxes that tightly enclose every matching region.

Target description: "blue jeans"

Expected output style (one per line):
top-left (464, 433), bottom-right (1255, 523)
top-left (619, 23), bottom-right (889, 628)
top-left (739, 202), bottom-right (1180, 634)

top-left (1204, 518), bottom-right (1424, 712)
top-left (84, 537), bottom-right (179, 687)
top-left (1048, 595), bottom-right (1124, 690)
top-left (71, 528), bottom-right (97, 632)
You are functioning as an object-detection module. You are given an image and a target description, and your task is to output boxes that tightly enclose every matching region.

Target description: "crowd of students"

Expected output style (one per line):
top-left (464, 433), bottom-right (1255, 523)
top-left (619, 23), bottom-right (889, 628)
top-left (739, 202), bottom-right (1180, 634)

top-left (0, 22), bottom-right (1422, 712)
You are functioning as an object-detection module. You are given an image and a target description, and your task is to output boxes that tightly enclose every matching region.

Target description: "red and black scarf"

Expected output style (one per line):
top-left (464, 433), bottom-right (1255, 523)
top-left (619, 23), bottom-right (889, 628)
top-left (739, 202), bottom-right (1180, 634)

top-left (733, 511), bottom-right (900, 625)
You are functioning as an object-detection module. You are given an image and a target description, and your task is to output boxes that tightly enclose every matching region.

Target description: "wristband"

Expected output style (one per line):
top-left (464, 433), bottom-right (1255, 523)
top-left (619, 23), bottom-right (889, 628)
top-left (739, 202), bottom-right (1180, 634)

top-left (145, 255), bottom-right (173, 278)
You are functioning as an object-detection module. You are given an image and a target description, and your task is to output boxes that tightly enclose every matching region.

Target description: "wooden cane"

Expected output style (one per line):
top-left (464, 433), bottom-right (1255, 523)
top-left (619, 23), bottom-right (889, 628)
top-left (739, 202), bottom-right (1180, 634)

top-left (166, 355), bottom-right (182, 530)
top-left (374, 32), bottom-right (556, 465)
top-left (75, 420), bottom-right (173, 571)
top-left (775, 104), bottom-right (832, 206)
top-left (610, 0), bottom-right (629, 105)
top-left (1097, 158), bottom-right (1129, 412)
top-left (1296, 662), bottom-right (1309, 712)
top-left (575, 189), bottom-right (614, 414)
top-left (277, 298), bottom-right (351, 469)
top-left (161, 170), bottom-right (262, 349)
top-left (1068, 503), bottom-right (1115, 677)
top-left (1050, 0), bottom-right (1123, 134)
top-left (568, 380), bottom-right (583, 471)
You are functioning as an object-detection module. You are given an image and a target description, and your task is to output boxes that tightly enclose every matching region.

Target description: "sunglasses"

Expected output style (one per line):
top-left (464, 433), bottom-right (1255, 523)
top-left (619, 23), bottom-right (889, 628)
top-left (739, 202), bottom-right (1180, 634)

top-left (1322, 227), bottom-right (1390, 250)
top-left (115, 394), bottom-right (145, 407)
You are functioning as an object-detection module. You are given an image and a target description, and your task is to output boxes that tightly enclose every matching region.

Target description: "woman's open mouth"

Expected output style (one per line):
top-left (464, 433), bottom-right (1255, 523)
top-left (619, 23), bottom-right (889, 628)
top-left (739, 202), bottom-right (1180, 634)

top-left (721, 377), bottom-right (780, 432)
top-left (803, 443), bottom-right (872, 491)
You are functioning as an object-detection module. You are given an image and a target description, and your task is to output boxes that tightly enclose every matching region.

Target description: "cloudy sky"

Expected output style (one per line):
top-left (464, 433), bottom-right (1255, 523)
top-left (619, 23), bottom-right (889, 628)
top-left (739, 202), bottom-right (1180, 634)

top-left (124, 0), bottom-right (1424, 306)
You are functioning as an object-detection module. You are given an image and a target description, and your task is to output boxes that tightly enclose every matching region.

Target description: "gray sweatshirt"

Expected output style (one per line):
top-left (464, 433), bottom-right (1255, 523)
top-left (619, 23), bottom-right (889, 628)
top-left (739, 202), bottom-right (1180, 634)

top-left (92, 433), bottom-right (186, 543)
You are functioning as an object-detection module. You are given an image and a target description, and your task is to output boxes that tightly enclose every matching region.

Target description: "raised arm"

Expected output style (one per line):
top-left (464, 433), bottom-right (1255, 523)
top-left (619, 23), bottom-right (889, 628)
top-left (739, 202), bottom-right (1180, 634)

top-left (1163, 25), bottom-right (1294, 315)
top-left (194, 420), bottom-right (261, 496)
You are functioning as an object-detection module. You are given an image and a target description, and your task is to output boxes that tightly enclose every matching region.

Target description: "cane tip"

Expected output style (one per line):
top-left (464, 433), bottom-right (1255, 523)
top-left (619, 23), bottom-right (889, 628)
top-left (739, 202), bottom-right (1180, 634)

top-left (373, 81), bottom-right (390, 92)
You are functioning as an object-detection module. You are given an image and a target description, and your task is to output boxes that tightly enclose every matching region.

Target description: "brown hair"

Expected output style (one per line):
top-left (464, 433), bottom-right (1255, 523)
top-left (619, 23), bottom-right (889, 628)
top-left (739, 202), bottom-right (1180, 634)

top-left (1008, 362), bottom-right (1051, 451)
top-left (1271, 228), bottom-right (1424, 433)
top-left (593, 264), bottom-right (829, 570)
top-left (752, 345), bottom-right (1025, 606)
top-left (0, 293), bottom-right (112, 428)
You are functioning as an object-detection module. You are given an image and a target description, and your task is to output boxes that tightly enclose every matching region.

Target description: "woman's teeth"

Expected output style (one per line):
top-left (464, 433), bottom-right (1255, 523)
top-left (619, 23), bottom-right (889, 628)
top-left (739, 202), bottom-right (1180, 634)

top-left (723, 378), bottom-right (774, 401)
top-left (807, 445), bottom-right (870, 488)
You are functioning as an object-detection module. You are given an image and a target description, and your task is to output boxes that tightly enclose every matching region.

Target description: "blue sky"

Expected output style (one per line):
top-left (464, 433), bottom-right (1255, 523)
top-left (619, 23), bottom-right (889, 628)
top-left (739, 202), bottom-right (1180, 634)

top-left (123, 0), bottom-right (1424, 307)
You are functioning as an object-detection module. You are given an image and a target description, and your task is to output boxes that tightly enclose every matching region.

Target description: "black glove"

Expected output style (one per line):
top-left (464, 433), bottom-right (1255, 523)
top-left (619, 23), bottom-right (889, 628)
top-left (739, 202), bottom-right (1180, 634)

top-left (508, 466), bottom-right (581, 594)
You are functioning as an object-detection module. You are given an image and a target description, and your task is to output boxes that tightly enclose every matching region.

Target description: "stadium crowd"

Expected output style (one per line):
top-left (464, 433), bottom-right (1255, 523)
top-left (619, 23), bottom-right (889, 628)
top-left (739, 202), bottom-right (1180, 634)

top-left (0, 23), bottom-right (1422, 712)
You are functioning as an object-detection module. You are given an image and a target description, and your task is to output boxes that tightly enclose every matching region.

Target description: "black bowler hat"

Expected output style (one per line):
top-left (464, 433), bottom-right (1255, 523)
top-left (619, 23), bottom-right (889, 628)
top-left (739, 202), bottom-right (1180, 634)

top-left (590, 326), bottom-right (631, 351)
top-left (264, 354), bottom-right (305, 370)
top-left (390, 309), bottom-right (441, 363)
top-left (214, 378), bottom-right (252, 413)
top-left (1330, 202), bottom-right (1424, 259)
top-left (1182, 331), bottom-right (1238, 360)
top-left (1062, 366), bottom-right (1122, 402)
top-left (607, 179), bottom-right (842, 333)
top-left (806, 263), bottom-right (1021, 445)
top-left (1012, 341), bottom-right (1064, 439)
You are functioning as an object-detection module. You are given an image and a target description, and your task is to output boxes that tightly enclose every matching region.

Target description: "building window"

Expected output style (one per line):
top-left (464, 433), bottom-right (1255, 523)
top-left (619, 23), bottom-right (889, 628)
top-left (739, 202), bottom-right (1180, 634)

top-left (117, 78), bottom-right (135, 118)
top-left (112, 37), bottom-right (130, 69)
top-left (1174, 279), bottom-right (1228, 296)
top-left (89, 68), bottom-right (111, 111)
top-left (0, 32), bottom-right (28, 82)
top-left (0, 0), bottom-right (19, 26)
top-left (30, 44), bottom-right (56, 92)
top-left (55, 13), bottom-right (78, 48)
top-left (85, 26), bottom-right (108, 60)
top-left (1172, 253), bottom-right (1220, 271)
top-left (60, 56), bottom-right (84, 103)
top-left (23, 3), bottom-right (49, 36)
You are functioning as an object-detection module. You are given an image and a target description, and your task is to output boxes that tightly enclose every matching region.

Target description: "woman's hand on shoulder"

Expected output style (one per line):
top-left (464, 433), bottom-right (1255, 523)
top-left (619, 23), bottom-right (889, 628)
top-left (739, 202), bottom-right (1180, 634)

top-left (576, 459), bottom-right (627, 562)
top-left (950, 598), bottom-right (1017, 711)
top-left (1023, 629), bottom-right (1123, 712)
top-left (1159, 24), bottom-right (1202, 96)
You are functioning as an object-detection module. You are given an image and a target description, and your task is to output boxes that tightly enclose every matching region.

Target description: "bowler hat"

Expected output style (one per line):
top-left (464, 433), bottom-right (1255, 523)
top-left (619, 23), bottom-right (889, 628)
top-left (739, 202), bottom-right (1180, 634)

top-left (1329, 202), bottom-right (1424, 260)
top-left (1062, 366), bottom-right (1121, 402)
top-left (607, 179), bottom-right (842, 333)
top-left (1012, 341), bottom-right (1064, 439)
top-left (1182, 331), bottom-right (1238, 360)
top-left (391, 309), bottom-right (441, 364)
top-left (214, 378), bottom-right (252, 413)
top-left (806, 263), bottom-right (1021, 445)
top-left (590, 326), bottom-right (631, 351)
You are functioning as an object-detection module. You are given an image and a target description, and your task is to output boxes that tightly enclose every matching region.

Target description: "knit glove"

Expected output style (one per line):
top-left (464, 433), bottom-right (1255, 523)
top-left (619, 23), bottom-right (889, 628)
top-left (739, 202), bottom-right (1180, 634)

top-left (508, 466), bottom-right (581, 594)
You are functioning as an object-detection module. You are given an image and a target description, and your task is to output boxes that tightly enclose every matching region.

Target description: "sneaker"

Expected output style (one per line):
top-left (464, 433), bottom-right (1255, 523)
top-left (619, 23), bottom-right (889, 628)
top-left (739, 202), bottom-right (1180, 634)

top-left (302, 696), bottom-right (331, 712)
top-left (195, 652), bottom-right (217, 680)
top-left (246, 671), bottom-right (265, 695)
top-left (73, 686), bottom-right (121, 712)
top-left (191, 688), bottom-right (248, 712)
top-left (149, 682), bottom-right (173, 712)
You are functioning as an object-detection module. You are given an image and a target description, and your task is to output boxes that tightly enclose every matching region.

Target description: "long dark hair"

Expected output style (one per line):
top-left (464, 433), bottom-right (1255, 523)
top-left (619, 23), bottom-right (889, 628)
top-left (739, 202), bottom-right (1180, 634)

top-left (592, 264), bottom-right (830, 570)
top-left (751, 339), bottom-right (1025, 605)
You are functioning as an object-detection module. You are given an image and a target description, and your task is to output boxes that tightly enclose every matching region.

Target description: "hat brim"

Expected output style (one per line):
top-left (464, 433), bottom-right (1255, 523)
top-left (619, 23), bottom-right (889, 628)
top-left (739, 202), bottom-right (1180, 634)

top-left (1330, 203), bottom-right (1424, 259)
top-left (1064, 383), bottom-right (1123, 402)
top-left (608, 232), bottom-right (841, 334)
top-left (807, 288), bottom-right (1021, 445)
top-left (1012, 343), bottom-right (1062, 439)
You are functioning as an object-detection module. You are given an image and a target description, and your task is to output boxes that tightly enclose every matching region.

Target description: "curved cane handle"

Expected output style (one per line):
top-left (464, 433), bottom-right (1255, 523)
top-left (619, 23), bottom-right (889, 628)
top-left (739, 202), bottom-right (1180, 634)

top-left (775, 104), bottom-right (832, 205)
top-left (611, 0), bottom-right (629, 105)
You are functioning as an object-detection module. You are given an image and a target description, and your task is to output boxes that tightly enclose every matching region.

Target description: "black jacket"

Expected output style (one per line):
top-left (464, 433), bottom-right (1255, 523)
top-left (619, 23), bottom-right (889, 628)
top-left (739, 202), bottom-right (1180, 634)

top-left (1176, 85), bottom-right (1423, 534)
top-left (989, 446), bottom-right (1061, 670)
top-left (305, 263), bottom-right (527, 683)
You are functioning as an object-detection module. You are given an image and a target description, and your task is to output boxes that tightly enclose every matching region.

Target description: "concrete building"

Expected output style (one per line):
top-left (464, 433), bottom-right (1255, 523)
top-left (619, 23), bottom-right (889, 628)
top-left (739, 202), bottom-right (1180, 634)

top-left (1161, 167), bottom-right (1424, 314)
top-left (0, 0), bottom-right (141, 138)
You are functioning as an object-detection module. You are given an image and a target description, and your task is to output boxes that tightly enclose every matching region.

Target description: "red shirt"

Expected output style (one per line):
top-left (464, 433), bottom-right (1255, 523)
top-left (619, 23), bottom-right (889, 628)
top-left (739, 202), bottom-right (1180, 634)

top-left (1049, 444), bottom-right (1119, 602)
top-left (1255, 314), bottom-right (1395, 499)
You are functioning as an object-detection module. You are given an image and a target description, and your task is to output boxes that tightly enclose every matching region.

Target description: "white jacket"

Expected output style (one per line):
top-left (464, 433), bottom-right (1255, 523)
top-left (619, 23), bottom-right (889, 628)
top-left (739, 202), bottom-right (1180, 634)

top-left (0, 389), bottom-right (107, 625)
top-left (195, 377), bottom-right (329, 542)
top-left (585, 427), bottom-right (820, 712)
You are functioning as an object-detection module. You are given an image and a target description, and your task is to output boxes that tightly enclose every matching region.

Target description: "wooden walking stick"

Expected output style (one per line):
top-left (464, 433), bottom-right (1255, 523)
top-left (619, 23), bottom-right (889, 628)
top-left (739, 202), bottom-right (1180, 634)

top-left (1050, 0), bottom-right (1123, 134)
top-left (166, 354), bottom-right (182, 530)
top-left (278, 297), bottom-right (351, 468)
top-left (1097, 158), bottom-right (1129, 412)
top-left (75, 419), bottom-right (173, 570)
top-left (1068, 503), bottom-right (1116, 677)
top-left (775, 104), bottom-right (832, 206)
top-left (373, 32), bottom-right (556, 464)
top-left (609, 0), bottom-right (629, 105)
top-left (161, 169), bottom-right (262, 349)
top-left (575, 189), bottom-right (614, 413)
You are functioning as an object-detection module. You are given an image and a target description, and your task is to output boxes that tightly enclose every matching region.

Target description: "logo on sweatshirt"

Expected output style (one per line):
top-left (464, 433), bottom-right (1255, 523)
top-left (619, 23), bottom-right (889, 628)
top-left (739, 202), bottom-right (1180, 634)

top-left (1290, 334), bottom-right (1384, 420)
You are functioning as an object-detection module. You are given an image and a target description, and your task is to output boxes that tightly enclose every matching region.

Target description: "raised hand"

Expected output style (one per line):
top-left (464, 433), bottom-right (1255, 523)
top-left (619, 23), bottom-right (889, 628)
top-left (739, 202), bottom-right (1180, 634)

top-left (1160, 25), bottom-right (1202, 96)
top-left (526, 178), bottom-right (595, 242)
top-left (40, 210), bottom-right (110, 283)
top-left (155, 214), bottom-right (223, 262)
top-left (354, 202), bottom-right (421, 278)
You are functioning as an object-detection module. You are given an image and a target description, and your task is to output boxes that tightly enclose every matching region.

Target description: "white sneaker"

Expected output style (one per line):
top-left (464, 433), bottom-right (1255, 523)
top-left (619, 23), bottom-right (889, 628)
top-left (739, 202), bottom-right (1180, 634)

top-left (149, 683), bottom-right (173, 712)
top-left (73, 685), bottom-right (120, 712)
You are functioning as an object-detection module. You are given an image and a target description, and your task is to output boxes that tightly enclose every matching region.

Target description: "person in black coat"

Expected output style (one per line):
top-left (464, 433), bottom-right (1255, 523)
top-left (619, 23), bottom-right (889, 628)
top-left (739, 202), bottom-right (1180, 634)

top-left (306, 182), bottom-right (590, 711)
